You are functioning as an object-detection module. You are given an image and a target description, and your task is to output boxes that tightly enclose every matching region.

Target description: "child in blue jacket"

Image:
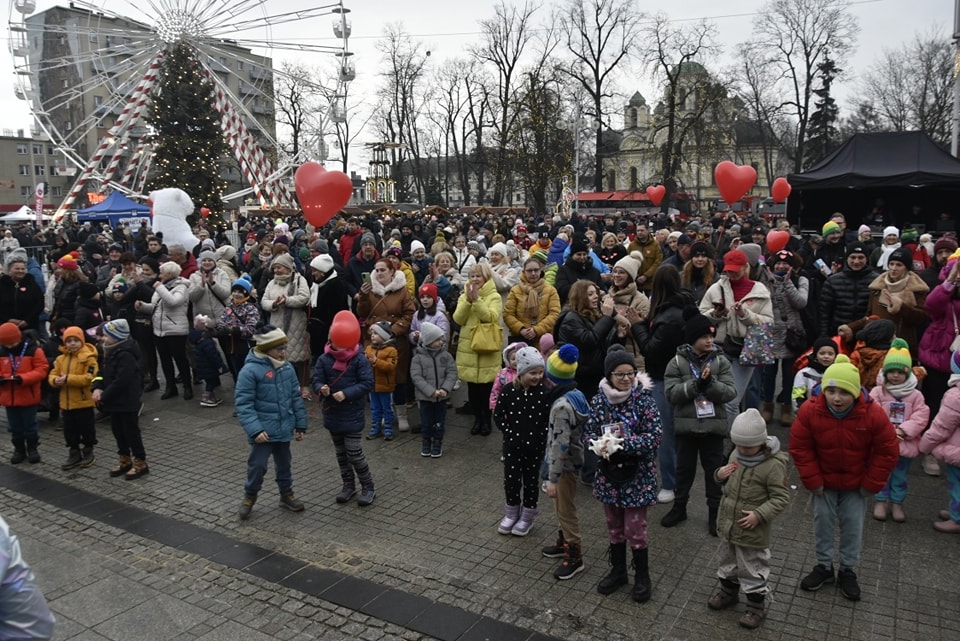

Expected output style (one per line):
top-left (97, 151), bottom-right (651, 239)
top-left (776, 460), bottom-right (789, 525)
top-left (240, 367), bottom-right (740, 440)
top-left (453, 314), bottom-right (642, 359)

top-left (313, 314), bottom-right (376, 506)
top-left (235, 326), bottom-right (308, 520)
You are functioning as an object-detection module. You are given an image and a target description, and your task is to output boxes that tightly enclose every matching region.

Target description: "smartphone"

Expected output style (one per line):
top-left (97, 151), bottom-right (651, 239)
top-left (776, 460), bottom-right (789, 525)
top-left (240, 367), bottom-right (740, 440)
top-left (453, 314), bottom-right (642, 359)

top-left (361, 272), bottom-right (371, 284)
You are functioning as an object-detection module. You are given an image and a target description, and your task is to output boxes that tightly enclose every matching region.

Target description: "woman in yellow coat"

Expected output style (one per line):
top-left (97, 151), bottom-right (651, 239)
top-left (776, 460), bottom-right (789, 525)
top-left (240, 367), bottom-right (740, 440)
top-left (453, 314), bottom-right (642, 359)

top-left (48, 326), bottom-right (99, 469)
top-left (503, 257), bottom-right (561, 349)
top-left (453, 262), bottom-right (503, 435)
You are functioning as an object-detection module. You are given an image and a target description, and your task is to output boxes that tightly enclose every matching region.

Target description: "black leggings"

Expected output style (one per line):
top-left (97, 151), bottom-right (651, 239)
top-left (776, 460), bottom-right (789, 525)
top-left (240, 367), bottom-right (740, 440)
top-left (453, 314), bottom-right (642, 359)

top-left (155, 334), bottom-right (191, 389)
top-left (467, 381), bottom-right (493, 420)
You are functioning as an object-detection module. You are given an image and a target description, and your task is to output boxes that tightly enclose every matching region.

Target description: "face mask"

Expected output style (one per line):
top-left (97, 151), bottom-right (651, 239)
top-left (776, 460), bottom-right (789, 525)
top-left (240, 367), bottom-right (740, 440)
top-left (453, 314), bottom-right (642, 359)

top-left (774, 270), bottom-right (788, 277)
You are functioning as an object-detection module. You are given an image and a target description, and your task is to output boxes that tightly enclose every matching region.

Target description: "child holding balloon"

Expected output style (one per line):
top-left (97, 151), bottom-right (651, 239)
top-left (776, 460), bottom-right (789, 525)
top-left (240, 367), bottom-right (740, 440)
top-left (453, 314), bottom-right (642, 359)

top-left (313, 310), bottom-right (376, 506)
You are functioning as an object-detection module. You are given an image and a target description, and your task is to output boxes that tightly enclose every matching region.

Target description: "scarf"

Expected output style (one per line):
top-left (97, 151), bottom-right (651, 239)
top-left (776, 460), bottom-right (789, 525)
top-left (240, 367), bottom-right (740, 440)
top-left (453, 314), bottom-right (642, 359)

top-left (258, 251), bottom-right (273, 264)
top-left (599, 377), bottom-right (633, 405)
top-left (325, 342), bottom-right (360, 372)
top-left (519, 276), bottom-right (544, 322)
top-left (310, 271), bottom-right (336, 307)
top-left (272, 272), bottom-right (291, 286)
top-left (736, 436), bottom-right (781, 468)
top-left (252, 348), bottom-right (286, 370)
top-left (883, 371), bottom-right (918, 398)
top-left (730, 276), bottom-right (754, 302)
top-left (883, 272), bottom-right (909, 293)
top-left (878, 242), bottom-right (901, 269)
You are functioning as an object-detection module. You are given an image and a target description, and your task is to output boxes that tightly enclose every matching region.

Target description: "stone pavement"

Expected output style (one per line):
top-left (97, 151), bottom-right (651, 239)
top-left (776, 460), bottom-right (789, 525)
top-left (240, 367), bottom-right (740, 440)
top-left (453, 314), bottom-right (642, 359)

top-left (2, 378), bottom-right (959, 641)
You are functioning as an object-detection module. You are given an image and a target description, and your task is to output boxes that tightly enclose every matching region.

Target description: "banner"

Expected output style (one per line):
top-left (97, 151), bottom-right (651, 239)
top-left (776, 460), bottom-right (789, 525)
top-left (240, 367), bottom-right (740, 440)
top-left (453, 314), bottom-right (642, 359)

top-left (34, 182), bottom-right (44, 224)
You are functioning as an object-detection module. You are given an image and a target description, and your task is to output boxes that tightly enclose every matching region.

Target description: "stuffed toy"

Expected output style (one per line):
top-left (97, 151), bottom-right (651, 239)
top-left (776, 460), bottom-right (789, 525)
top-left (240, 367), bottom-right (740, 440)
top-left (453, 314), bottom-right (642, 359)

top-left (150, 187), bottom-right (198, 250)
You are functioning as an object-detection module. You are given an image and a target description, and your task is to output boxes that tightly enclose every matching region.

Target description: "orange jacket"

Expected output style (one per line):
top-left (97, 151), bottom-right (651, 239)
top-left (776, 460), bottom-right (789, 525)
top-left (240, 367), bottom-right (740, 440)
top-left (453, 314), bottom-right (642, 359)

top-left (48, 342), bottom-right (99, 410)
top-left (365, 343), bottom-right (398, 393)
top-left (0, 339), bottom-right (49, 407)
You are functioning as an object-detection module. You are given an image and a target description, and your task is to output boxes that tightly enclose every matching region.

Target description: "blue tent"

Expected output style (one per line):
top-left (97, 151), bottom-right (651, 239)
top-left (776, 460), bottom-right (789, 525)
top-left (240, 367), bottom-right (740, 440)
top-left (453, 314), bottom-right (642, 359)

top-left (77, 191), bottom-right (151, 229)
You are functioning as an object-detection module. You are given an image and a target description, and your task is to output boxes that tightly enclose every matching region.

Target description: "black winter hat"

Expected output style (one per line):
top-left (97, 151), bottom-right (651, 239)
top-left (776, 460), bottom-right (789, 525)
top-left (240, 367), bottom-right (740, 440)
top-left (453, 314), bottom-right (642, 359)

top-left (887, 246), bottom-right (913, 270)
top-left (569, 235), bottom-right (590, 255)
top-left (683, 306), bottom-right (716, 344)
top-left (856, 319), bottom-right (896, 350)
top-left (603, 344), bottom-right (636, 377)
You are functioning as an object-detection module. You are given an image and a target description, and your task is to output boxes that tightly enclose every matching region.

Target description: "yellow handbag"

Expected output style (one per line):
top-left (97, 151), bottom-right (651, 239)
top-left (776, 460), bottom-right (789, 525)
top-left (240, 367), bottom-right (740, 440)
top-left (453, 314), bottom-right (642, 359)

top-left (470, 322), bottom-right (502, 353)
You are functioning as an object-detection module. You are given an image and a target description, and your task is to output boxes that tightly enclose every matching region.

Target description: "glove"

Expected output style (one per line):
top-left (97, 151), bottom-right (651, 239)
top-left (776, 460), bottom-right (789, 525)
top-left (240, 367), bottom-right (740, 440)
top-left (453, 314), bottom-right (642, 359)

top-left (10, 375), bottom-right (22, 383)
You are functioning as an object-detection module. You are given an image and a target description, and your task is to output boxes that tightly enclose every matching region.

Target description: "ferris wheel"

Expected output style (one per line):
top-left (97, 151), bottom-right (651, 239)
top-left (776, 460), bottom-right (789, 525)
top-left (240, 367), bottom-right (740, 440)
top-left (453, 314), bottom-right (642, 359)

top-left (7, 0), bottom-right (354, 216)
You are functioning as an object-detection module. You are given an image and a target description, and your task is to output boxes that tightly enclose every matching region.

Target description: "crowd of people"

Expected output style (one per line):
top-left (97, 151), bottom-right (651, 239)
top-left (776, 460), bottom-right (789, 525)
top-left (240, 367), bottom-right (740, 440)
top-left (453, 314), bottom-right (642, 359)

top-left (2, 205), bottom-right (960, 630)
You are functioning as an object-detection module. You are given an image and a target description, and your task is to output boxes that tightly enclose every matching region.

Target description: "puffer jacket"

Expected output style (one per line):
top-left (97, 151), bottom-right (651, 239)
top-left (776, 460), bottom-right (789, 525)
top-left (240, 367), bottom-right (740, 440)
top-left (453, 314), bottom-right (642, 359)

top-left (791, 390), bottom-right (898, 493)
top-left (919, 382), bottom-right (960, 465)
top-left (453, 277), bottom-right (503, 384)
top-left (503, 278), bottom-right (561, 344)
top-left (917, 280), bottom-right (960, 373)
top-left (583, 375), bottom-right (662, 508)
top-left (410, 342), bottom-right (458, 402)
top-left (544, 388), bottom-right (590, 482)
top-left (235, 349), bottom-right (307, 444)
top-left (555, 310), bottom-right (616, 396)
top-left (699, 277), bottom-right (774, 345)
top-left (188, 267), bottom-right (233, 319)
top-left (189, 331), bottom-right (227, 383)
top-left (48, 342), bottom-right (98, 411)
top-left (715, 437), bottom-right (791, 549)
top-left (817, 265), bottom-right (878, 338)
top-left (0, 338), bottom-right (49, 407)
top-left (366, 343), bottom-right (398, 392)
top-left (92, 339), bottom-right (142, 413)
top-left (140, 277), bottom-right (191, 337)
top-left (664, 345), bottom-right (737, 436)
top-left (630, 292), bottom-right (688, 380)
top-left (869, 377), bottom-right (929, 458)
top-left (312, 347), bottom-right (373, 434)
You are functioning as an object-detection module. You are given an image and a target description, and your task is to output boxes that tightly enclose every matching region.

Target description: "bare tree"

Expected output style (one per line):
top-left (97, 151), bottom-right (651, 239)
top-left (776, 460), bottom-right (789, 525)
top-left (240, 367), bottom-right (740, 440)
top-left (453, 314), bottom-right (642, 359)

top-left (274, 61), bottom-right (316, 162)
top-left (753, 0), bottom-right (859, 173)
top-left (472, 0), bottom-right (541, 206)
top-left (560, 0), bottom-right (643, 191)
top-left (848, 28), bottom-right (953, 147)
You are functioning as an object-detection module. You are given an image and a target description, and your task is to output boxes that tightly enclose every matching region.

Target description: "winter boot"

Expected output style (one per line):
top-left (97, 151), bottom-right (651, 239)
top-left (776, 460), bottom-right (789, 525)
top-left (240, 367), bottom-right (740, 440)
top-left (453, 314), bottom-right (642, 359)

top-left (708, 577), bottom-right (740, 610)
top-left (497, 504), bottom-right (521, 534)
top-left (779, 403), bottom-right (795, 426)
top-left (708, 506), bottom-right (719, 537)
top-left (335, 485), bottom-right (356, 503)
top-left (470, 416), bottom-right (483, 435)
top-left (109, 455), bottom-right (133, 477)
top-left (597, 542), bottom-right (629, 595)
top-left (396, 411), bottom-right (410, 433)
top-left (280, 492), bottom-right (305, 512)
top-left (357, 486), bottom-right (376, 506)
top-left (160, 387), bottom-right (178, 400)
top-left (660, 504), bottom-right (687, 528)
top-left (759, 401), bottom-right (774, 423)
top-left (182, 385), bottom-right (194, 401)
top-left (9, 439), bottom-right (26, 465)
top-left (79, 445), bottom-right (95, 468)
top-left (511, 507), bottom-right (539, 536)
top-left (553, 541), bottom-right (584, 580)
top-left (542, 529), bottom-right (566, 558)
top-left (631, 547), bottom-right (652, 602)
top-left (420, 438), bottom-right (432, 457)
top-left (238, 495), bottom-right (256, 520)
top-left (479, 412), bottom-right (492, 436)
top-left (124, 457), bottom-right (149, 480)
top-left (923, 454), bottom-right (941, 476)
top-left (739, 593), bottom-right (765, 629)
top-left (430, 438), bottom-right (443, 458)
top-left (26, 440), bottom-right (41, 464)
top-left (61, 447), bottom-right (82, 470)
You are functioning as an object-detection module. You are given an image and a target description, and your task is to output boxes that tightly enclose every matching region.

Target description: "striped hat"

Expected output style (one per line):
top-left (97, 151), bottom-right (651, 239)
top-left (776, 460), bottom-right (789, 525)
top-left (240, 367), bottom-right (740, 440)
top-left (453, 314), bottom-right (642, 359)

top-left (253, 325), bottom-right (288, 352)
top-left (822, 221), bottom-right (842, 237)
top-left (546, 344), bottom-right (579, 384)
top-left (102, 319), bottom-right (130, 342)
top-left (883, 338), bottom-right (912, 373)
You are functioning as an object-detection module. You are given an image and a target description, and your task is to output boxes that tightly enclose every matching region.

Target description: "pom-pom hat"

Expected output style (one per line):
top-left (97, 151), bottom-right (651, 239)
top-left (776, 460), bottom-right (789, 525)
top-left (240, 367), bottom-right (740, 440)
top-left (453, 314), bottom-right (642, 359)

top-left (614, 251), bottom-right (643, 280)
top-left (822, 354), bottom-right (861, 398)
top-left (883, 338), bottom-right (912, 373)
top-left (57, 254), bottom-right (79, 271)
top-left (730, 408), bottom-right (768, 447)
top-left (370, 321), bottom-right (394, 342)
top-left (231, 276), bottom-right (252, 294)
top-left (547, 344), bottom-right (580, 384)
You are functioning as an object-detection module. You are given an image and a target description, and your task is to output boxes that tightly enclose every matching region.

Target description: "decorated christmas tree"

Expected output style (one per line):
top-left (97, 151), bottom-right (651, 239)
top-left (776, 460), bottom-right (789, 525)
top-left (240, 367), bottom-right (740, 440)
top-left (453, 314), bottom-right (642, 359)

top-left (146, 43), bottom-right (230, 231)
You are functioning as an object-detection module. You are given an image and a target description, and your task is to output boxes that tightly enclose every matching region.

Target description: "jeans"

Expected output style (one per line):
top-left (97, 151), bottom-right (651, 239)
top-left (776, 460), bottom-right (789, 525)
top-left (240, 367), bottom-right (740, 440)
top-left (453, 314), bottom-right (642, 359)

top-left (724, 359), bottom-right (756, 429)
top-left (760, 357), bottom-right (796, 404)
top-left (369, 392), bottom-right (394, 435)
top-left (244, 441), bottom-right (293, 496)
top-left (418, 400), bottom-right (447, 441)
top-left (875, 456), bottom-right (912, 504)
top-left (812, 490), bottom-right (866, 569)
top-left (651, 379), bottom-right (675, 491)
top-left (5, 406), bottom-right (38, 445)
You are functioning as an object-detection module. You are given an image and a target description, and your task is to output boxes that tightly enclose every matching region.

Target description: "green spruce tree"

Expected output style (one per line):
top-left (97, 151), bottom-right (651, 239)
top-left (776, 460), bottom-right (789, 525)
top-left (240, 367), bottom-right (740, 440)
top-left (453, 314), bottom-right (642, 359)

top-left (147, 43), bottom-right (230, 231)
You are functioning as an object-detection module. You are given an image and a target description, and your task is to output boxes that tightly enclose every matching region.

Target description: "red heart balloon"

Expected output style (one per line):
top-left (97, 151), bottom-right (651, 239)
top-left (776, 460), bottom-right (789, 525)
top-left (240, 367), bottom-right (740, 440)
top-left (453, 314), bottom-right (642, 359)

top-left (645, 185), bottom-right (666, 206)
top-left (294, 162), bottom-right (353, 227)
top-left (714, 161), bottom-right (757, 205)
top-left (199, 207), bottom-right (210, 218)
top-left (329, 310), bottom-right (360, 348)
top-left (771, 177), bottom-right (792, 203)
top-left (766, 229), bottom-right (790, 253)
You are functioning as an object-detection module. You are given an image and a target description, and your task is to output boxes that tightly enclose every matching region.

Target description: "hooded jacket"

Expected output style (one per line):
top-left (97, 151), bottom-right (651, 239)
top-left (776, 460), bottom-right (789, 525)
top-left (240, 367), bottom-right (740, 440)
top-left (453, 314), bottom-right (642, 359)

top-left (92, 339), bottom-right (142, 413)
top-left (410, 341), bottom-right (458, 403)
top-left (919, 382), bottom-right (960, 466)
top-left (664, 345), bottom-right (737, 437)
top-left (235, 349), bottom-right (307, 444)
top-left (49, 340), bottom-right (98, 410)
top-left (0, 338), bottom-right (48, 408)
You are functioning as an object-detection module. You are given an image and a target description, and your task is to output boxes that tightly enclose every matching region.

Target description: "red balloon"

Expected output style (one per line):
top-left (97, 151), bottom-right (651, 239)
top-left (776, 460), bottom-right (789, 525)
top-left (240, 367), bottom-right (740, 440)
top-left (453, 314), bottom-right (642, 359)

top-left (199, 207), bottom-right (210, 218)
top-left (771, 177), bottom-right (792, 203)
top-left (329, 310), bottom-right (360, 348)
top-left (294, 162), bottom-right (353, 227)
top-left (645, 185), bottom-right (666, 206)
top-left (714, 161), bottom-right (758, 205)
top-left (766, 230), bottom-right (790, 253)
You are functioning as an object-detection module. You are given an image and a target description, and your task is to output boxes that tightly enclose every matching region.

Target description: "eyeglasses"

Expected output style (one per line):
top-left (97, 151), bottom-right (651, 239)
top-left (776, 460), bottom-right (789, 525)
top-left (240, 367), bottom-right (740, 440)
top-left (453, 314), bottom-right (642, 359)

top-left (523, 268), bottom-right (541, 273)
top-left (611, 371), bottom-right (636, 380)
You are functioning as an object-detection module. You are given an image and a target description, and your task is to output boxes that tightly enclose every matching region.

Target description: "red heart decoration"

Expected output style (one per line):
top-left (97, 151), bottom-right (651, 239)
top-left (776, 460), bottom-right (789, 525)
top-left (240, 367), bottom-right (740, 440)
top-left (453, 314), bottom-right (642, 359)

top-left (645, 185), bottom-right (666, 206)
top-left (766, 229), bottom-right (790, 253)
top-left (294, 162), bottom-right (353, 227)
top-left (771, 177), bottom-right (792, 203)
top-left (714, 161), bottom-right (757, 205)
top-left (199, 206), bottom-right (210, 218)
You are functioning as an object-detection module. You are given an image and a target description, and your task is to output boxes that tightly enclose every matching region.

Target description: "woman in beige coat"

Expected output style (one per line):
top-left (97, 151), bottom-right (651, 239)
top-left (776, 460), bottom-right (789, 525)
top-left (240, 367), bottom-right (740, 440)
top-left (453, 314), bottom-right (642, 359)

top-left (261, 253), bottom-right (311, 396)
top-left (503, 258), bottom-right (561, 349)
top-left (453, 262), bottom-right (503, 435)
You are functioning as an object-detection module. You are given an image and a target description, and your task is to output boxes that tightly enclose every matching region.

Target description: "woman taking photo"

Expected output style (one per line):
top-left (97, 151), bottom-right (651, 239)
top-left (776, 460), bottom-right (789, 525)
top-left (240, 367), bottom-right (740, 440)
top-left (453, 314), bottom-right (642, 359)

top-left (136, 261), bottom-right (193, 400)
top-left (503, 258), bottom-right (561, 349)
top-left (357, 258), bottom-right (416, 430)
top-left (452, 262), bottom-right (502, 436)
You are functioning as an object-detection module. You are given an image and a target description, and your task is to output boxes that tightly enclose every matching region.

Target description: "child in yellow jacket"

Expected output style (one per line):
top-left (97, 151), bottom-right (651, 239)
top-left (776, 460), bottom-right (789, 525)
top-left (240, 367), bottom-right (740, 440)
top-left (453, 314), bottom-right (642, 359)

top-left (49, 326), bottom-right (99, 469)
top-left (366, 321), bottom-right (399, 440)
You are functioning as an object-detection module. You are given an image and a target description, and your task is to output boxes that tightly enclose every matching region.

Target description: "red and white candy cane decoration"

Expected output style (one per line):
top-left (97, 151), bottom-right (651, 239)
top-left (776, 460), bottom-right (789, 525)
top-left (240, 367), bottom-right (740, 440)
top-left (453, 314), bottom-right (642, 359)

top-left (118, 140), bottom-right (147, 190)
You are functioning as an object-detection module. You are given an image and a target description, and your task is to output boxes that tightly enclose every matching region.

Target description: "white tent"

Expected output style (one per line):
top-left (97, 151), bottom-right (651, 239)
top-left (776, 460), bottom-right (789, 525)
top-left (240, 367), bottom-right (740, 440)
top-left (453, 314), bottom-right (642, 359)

top-left (0, 206), bottom-right (52, 222)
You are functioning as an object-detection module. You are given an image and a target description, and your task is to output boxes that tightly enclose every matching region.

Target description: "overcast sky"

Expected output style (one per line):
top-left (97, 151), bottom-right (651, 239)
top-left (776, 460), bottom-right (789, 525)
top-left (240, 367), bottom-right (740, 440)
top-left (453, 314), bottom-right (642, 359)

top-left (2, 0), bottom-right (951, 176)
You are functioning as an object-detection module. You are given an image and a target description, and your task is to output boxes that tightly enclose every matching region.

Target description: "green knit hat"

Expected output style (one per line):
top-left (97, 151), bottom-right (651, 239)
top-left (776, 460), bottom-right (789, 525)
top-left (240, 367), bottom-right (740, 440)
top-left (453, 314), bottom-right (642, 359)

top-left (822, 220), bottom-right (842, 237)
top-left (822, 354), bottom-right (861, 398)
top-left (883, 338), bottom-right (912, 373)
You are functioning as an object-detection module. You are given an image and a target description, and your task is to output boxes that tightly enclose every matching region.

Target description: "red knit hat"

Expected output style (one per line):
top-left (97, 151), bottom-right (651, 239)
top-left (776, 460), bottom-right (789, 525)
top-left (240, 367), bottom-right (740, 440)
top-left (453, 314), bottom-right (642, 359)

top-left (57, 254), bottom-right (79, 271)
top-left (418, 283), bottom-right (438, 301)
top-left (0, 322), bottom-right (22, 346)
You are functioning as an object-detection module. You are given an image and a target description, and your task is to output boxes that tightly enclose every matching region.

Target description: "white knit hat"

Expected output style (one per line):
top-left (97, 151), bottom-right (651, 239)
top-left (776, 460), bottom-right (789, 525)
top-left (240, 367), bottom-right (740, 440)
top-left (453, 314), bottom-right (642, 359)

top-left (310, 254), bottom-right (334, 274)
top-left (614, 251), bottom-right (643, 280)
top-left (515, 346), bottom-right (545, 376)
top-left (730, 408), bottom-right (768, 447)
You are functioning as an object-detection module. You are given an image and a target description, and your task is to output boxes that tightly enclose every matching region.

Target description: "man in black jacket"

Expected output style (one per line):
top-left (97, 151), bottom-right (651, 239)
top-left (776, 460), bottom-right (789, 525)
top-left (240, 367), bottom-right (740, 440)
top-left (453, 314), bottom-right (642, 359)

top-left (817, 243), bottom-right (877, 338)
top-left (554, 235), bottom-right (604, 306)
